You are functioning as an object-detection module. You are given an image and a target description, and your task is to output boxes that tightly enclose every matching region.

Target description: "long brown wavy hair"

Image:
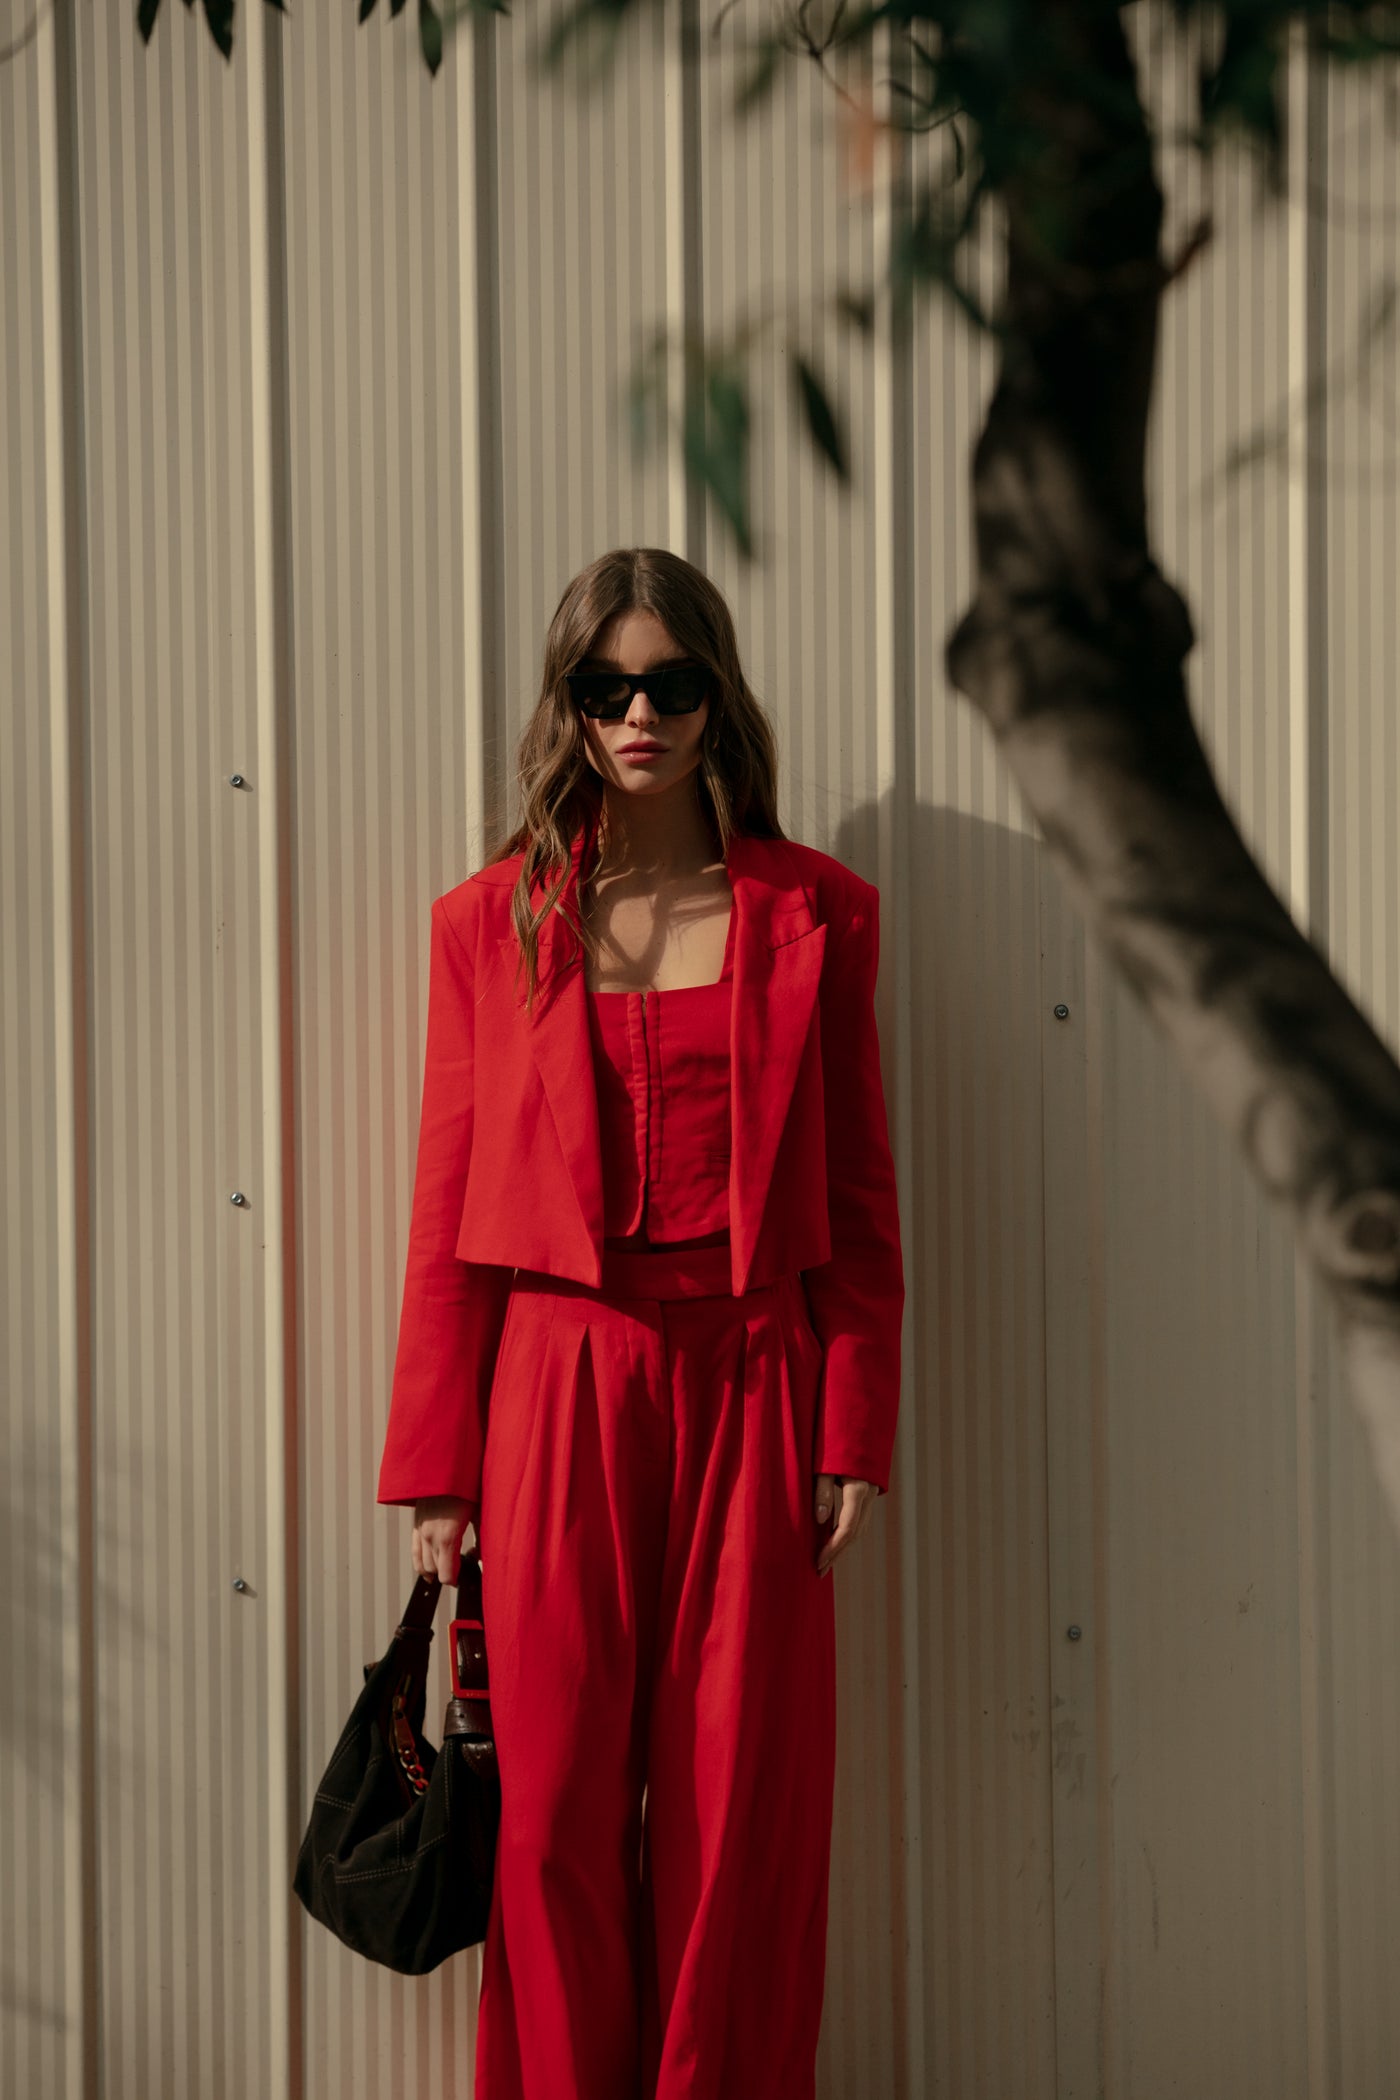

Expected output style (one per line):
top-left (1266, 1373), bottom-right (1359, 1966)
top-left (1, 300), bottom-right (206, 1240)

top-left (483, 547), bottom-right (788, 1011)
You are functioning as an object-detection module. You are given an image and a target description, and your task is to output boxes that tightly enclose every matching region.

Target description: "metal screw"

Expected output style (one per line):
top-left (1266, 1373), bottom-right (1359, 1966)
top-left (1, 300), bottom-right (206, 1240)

top-left (232, 1577), bottom-right (249, 1593)
top-left (1067, 1624), bottom-right (1082, 1640)
top-left (228, 773), bottom-right (248, 788)
top-left (230, 1191), bottom-right (248, 1207)
top-left (1054, 1003), bottom-right (1070, 1020)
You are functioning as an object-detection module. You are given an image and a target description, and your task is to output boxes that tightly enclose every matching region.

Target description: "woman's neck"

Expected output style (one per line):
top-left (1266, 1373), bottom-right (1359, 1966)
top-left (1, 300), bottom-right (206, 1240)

top-left (593, 782), bottom-right (722, 880)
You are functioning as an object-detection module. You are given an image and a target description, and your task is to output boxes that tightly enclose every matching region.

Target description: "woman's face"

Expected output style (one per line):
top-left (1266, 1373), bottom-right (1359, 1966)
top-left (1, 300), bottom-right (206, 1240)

top-left (574, 610), bottom-right (710, 800)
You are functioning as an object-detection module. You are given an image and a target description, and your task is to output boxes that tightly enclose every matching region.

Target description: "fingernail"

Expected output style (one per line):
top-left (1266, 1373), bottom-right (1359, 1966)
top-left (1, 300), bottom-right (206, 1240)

top-left (816, 1504), bottom-right (829, 1520)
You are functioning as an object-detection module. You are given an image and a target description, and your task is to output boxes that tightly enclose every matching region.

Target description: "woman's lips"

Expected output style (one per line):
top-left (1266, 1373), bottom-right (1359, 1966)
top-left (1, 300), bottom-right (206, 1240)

top-left (618, 745), bottom-right (665, 762)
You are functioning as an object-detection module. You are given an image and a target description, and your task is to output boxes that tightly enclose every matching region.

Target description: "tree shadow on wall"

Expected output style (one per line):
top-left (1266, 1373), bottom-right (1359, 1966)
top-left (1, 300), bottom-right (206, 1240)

top-left (818, 791), bottom-right (1395, 2095)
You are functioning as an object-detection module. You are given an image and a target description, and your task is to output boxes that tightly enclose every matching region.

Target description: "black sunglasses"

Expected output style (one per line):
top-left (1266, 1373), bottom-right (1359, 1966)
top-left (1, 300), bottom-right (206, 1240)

top-left (565, 665), bottom-right (712, 720)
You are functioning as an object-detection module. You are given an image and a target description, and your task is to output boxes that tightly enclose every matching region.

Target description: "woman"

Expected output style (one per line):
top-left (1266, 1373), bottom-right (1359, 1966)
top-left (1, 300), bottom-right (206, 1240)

top-left (376, 546), bottom-right (905, 2099)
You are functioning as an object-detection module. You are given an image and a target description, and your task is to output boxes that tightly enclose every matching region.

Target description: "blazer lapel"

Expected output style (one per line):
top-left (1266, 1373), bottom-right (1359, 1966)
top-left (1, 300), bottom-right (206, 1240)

top-left (495, 815), bottom-right (826, 1293)
top-left (727, 832), bottom-right (827, 1292)
top-left (493, 814), bottom-right (608, 1267)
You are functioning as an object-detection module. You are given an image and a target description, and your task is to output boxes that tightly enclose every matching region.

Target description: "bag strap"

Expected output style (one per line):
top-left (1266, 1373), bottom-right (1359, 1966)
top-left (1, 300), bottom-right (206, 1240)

top-left (386, 1546), bottom-right (492, 1746)
top-left (444, 1548), bottom-right (492, 1740)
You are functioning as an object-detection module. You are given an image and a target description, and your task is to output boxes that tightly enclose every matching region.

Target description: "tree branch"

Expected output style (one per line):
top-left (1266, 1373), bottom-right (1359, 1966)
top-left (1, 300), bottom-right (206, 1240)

top-left (944, 1), bottom-right (1400, 1516)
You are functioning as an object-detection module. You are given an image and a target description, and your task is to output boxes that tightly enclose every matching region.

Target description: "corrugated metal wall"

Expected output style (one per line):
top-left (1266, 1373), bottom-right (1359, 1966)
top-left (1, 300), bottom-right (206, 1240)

top-left (5, 2), bottom-right (1400, 2095)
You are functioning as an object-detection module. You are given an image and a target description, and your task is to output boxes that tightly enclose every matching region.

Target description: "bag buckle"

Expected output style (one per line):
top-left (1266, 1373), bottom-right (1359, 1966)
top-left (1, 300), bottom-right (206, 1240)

top-left (448, 1615), bottom-right (490, 1702)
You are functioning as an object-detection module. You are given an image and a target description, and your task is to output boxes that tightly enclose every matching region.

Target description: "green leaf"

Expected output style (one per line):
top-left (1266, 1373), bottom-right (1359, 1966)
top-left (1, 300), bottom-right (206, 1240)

top-left (622, 335), bottom-right (668, 458)
top-left (683, 361), bottom-right (753, 559)
top-left (419, 0), bottom-right (444, 72)
top-left (835, 288), bottom-right (877, 334)
top-left (1200, 16), bottom-right (1287, 195)
top-left (536, 0), bottom-right (630, 85)
top-left (792, 354), bottom-right (849, 480)
top-left (734, 38), bottom-right (783, 116)
top-left (200, 0), bottom-right (234, 58)
top-left (1320, 28), bottom-right (1400, 64)
top-left (704, 368), bottom-right (752, 554)
top-left (891, 174), bottom-right (999, 337)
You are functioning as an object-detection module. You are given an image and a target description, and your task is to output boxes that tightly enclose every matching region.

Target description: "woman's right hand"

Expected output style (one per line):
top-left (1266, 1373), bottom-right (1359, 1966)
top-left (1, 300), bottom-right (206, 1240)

top-left (412, 1495), bottom-right (479, 1584)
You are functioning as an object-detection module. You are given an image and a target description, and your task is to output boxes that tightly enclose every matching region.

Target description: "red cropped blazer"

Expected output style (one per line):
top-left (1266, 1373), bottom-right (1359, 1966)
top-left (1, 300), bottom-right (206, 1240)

top-left (376, 825), bottom-right (906, 1511)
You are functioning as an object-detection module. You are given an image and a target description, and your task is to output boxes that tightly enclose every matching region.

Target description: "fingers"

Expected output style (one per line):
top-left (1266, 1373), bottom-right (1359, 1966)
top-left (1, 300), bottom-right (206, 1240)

top-left (814, 1472), bottom-right (843, 1577)
top-left (814, 1478), bottom-right (877, 1575)
top-left (815, 1497), bottom-right (853, 1576)
top-left (410, 1520), bottom-right (466, 1586)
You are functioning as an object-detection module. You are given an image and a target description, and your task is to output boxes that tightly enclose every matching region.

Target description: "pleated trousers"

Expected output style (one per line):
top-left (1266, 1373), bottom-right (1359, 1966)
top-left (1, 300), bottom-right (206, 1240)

top-left (472, 1241), bottom-right (838, 2100)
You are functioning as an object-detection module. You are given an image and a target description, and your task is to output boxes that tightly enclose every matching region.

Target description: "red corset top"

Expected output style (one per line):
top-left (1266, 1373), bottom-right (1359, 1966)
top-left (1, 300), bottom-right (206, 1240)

top-left (585, 898), bottom-right (735, 1249)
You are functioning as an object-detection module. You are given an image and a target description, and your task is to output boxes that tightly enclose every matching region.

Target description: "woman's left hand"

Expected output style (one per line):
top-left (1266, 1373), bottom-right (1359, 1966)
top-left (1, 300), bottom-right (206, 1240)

top-left (813, 1474), bottom-right (878, 1575)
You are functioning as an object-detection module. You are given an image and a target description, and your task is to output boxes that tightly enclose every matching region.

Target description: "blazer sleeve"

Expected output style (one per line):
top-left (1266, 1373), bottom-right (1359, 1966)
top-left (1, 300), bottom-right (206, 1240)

top-left (802, 883), bottom-right (905, 1495)
top-left (376, 893), bottom-right (512, 1510)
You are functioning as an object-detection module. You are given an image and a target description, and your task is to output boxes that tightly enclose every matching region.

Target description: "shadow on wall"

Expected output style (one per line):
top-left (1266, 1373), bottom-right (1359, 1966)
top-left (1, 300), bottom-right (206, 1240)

top-left (819, 792), bottom-right (1390, 2094)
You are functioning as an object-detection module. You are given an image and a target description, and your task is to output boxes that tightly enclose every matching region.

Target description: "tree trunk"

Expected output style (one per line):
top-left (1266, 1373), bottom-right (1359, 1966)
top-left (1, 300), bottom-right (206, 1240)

top-left (943, 5), bottom-right (1400, 1519)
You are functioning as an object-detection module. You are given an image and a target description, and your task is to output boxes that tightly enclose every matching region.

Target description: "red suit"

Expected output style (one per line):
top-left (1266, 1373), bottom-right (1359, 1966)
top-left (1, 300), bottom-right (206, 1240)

top-left (377, 816), bottom-right (905, 2098)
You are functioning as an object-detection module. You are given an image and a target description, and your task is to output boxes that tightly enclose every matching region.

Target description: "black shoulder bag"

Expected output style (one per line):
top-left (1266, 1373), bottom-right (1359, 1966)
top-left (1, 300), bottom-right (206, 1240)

top-left (292, 1547), bottom-right (500, 1974)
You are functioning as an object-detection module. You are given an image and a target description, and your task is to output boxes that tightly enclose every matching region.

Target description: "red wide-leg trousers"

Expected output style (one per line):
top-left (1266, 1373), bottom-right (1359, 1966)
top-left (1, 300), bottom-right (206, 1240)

top-left (472, 1242), bottom-right (838, 2100)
